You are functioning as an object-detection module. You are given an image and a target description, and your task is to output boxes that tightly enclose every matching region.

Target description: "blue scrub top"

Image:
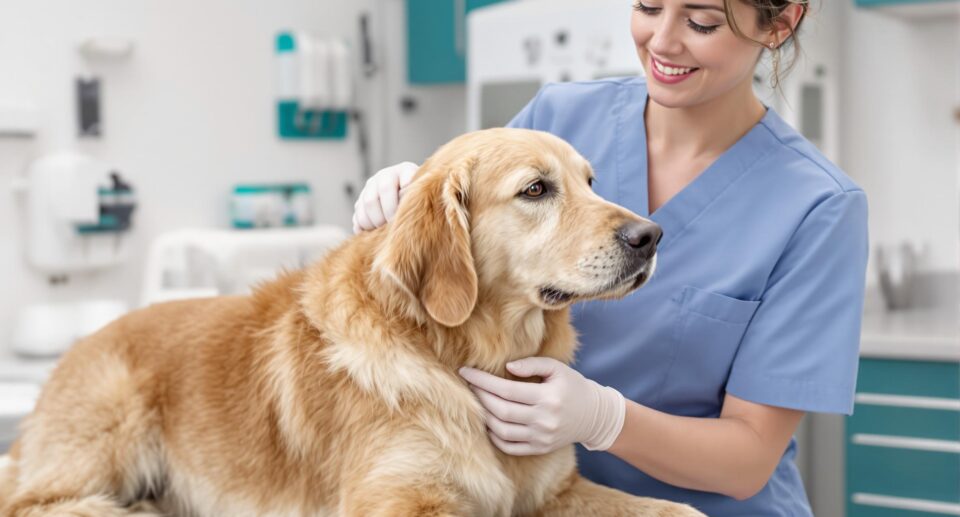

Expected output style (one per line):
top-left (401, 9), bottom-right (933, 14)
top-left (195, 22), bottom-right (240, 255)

top-left (507, 77), bottom-right (869, 516)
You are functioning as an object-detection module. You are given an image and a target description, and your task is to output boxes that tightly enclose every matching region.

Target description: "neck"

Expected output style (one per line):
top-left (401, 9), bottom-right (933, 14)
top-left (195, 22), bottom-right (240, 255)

top-left (444, 287), bottom-right (555, 372)
top-left (363, 263), bottom-right (572, 375)
top-left (645, 77), bottom-right (766, 158)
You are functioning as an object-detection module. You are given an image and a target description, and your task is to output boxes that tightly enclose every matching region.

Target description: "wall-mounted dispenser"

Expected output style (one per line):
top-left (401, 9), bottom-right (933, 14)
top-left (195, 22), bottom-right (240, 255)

top-left (275, 31), bottom-right (354, 139)
top-left (11, 152), bottom-right (137, 275)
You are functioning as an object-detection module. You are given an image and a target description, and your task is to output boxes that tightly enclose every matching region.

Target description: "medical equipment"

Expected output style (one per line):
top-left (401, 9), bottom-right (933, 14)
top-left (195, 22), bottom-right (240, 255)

top-left (275, 32), bottom-right (354, 139)
top-left (11, 152), bottom-right (137, 275)
top-left (230, 183), bottom-right (313, 229)
top-left (467, 0), bottom-right (643, 131)
top-left (76, 77), bottom-right (101, 137)
top-left (140, 225), bottom-right (348, 307)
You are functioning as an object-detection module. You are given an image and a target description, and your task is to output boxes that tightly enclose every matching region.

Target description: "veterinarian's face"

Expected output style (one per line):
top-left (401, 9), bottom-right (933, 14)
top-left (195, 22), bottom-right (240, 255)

top-left (630, 0), bottom-right (765, 109)
top-left (469, 133), bottom-right (661, 310)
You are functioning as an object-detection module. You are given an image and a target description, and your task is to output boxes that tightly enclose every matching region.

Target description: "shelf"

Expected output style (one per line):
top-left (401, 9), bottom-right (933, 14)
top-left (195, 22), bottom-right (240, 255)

top-left (855, 0), bottom-right (959, 21)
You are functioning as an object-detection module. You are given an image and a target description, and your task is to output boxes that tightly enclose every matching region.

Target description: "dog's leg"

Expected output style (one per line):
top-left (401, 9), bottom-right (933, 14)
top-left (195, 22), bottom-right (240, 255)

top-left (537, 473), bottom-right (705, 517)
top-left (4, 494), bottom-right (163, 517)
top-left (340, 482), bottom-right (482, 517)
top-left (3, 352), bottom-right (165, 517)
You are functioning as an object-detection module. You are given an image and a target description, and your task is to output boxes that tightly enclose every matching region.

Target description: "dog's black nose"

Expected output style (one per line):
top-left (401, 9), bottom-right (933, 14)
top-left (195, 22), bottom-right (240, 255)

top-left (617, 221), bottom-right (662, 258)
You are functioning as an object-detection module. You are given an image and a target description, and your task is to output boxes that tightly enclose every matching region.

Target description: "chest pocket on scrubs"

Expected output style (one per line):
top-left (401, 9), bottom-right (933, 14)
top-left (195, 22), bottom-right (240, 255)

top-left (653, 285), bottom-right (761, 414)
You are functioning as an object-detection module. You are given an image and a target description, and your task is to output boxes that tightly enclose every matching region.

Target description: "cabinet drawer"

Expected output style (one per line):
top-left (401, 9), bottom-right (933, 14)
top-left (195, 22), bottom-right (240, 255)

top-left (849, 403), bottom-right (960, 441)
top-left (849, 496), bottom-right (960, 517)
top-left (847, 443), bottom-right (960, 503)
top-left (857, 359), bottom-right (960, 399)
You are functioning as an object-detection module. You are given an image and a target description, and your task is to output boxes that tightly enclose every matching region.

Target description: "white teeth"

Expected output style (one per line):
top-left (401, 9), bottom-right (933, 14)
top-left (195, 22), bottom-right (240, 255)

top-left (653, 59), bottom-right (694, 76)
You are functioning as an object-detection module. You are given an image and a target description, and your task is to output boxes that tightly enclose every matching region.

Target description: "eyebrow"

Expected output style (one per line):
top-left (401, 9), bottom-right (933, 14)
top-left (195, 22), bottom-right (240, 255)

top-left (685, 3), bottom-right (725, 12)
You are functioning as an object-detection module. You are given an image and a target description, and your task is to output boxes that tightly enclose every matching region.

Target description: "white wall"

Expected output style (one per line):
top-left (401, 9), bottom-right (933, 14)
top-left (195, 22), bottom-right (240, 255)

top-left (0, 0), bottom-right (474, 351)
top-left (0, 0), bottom-right (389, 346)
top-left (839, 4), bottom-right (960, 276)
top-left (378, 0), bottom-right (470, 166)
top-left (808, 6), bottom-right (960, 517)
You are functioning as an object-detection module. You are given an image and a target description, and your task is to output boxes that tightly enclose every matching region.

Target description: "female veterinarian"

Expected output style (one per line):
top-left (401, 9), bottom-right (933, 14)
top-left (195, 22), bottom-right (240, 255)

top-left (354, 0), bottom-right (867, 515)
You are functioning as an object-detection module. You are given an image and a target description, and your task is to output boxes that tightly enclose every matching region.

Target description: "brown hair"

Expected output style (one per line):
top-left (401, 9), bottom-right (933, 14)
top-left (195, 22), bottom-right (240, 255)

top-left (723, 0), bottom-right (810, 89)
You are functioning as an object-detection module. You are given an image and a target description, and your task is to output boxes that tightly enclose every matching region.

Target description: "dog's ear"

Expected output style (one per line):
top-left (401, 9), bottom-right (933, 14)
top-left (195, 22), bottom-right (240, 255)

top-left (374, 158), bottom-right (477, 327)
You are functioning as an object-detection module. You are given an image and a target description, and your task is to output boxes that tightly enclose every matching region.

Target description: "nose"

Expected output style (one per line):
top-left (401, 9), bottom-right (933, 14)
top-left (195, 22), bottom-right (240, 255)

top-left (617, 221), bottom-right (662, 259)
top-left (647, 15), bottom-right (683, 57)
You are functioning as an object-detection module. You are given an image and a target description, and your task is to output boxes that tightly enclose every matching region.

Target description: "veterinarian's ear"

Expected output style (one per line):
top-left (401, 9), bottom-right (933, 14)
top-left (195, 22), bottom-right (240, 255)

top-left (375, 158), bottom-right (478, 327)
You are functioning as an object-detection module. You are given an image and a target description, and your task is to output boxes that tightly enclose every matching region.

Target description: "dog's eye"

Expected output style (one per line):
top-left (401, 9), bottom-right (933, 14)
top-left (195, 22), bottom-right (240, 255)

top-left (522, 181), bottom-right (547, 198)
top-left (588, 177), bottom-right (594, 187)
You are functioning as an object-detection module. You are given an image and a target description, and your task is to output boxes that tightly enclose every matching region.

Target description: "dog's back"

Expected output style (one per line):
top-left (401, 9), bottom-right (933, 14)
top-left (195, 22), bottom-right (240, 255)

top-left (2, 233), bottom-right (515, 516)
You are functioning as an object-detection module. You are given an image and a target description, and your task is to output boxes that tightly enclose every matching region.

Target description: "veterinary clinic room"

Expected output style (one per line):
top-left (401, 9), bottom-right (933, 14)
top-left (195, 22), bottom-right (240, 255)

top-left (0, 0), bottom-right (958, 515)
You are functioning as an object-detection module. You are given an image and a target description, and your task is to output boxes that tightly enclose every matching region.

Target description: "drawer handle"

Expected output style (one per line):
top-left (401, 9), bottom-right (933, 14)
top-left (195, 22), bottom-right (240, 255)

top-left (856, 393), bottom-right (960, 411)
top-left (852, 433), bottom-right (960, 453)
top-left (852, 493), bottom-right (960, 515)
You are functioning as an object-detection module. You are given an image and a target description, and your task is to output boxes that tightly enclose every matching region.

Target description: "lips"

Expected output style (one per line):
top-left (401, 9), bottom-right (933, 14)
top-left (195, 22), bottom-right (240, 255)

top-left (651, 55), bottom-right (698, 72)
top-left (649, 55), bottom-right (699, 84)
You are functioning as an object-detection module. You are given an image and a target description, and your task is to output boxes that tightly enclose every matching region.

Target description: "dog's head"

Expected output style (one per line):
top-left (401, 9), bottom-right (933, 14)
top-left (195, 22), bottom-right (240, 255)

top-left (374, 128), bottom-right (660, 327)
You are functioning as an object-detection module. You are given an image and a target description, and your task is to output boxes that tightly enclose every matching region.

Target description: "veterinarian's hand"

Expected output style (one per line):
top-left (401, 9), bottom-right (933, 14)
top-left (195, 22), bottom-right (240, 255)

top-left (352, 161), bottom-right (420, 234)
top-left (459, 358), bottom-right (626, 456)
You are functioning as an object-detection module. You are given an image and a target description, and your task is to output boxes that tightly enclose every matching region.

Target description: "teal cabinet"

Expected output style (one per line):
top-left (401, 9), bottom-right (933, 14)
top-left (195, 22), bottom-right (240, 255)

top-left (846, 358), bottom-right (960, 516)
top-left (406, 0), bottom-right (509, 84)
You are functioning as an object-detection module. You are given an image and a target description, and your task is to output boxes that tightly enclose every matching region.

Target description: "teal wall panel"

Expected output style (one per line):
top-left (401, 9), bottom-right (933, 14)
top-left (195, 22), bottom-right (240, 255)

top-left (406, 0), bottom-right (510, 84)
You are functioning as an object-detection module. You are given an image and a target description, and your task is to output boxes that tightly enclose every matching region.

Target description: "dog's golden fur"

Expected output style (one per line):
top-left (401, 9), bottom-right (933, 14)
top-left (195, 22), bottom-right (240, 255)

top-left (0, 129), bottom-right (702, 516)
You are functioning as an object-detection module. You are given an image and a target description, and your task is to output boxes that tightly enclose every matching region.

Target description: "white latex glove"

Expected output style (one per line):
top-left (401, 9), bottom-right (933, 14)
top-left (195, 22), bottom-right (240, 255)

top-left (352, 161), bottom-right (420, 234)
top-left (459, 357), bottom-right (626, 456)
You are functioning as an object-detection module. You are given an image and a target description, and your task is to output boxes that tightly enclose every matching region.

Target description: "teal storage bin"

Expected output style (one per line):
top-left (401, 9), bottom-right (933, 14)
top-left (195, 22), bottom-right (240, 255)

top-left (275, 31), bottom-right (347, 140)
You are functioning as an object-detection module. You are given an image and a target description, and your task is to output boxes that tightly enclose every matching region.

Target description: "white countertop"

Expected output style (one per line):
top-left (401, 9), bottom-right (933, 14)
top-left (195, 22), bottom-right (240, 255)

top-left (0, 351), bottom-right (55, 439)
top-left (0, 349), bottom-right (57, 384)
top-left (860, 306), bottom-right (960, 362)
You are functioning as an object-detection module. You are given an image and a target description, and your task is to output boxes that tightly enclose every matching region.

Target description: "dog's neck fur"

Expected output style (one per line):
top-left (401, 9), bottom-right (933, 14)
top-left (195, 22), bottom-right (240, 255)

top-left (438, 283), bottom-right (575, 373)
top-left (298, 231), bottom-right (576, 395)
top-left (364, 253), bottom-right (575, 375)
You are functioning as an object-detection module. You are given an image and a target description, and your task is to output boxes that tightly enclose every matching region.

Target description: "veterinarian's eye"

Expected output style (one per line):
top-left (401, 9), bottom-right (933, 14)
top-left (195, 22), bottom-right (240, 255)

top-left (522, 181), bottom-right (547, 198)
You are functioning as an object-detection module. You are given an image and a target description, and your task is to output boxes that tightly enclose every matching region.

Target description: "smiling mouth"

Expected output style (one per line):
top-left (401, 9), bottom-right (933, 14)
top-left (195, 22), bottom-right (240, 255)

top-left (650, 55), bottom-right (700, 75)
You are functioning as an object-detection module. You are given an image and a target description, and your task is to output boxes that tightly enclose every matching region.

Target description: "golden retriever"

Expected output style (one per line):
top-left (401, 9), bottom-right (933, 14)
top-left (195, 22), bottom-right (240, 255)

top-left (0, 128), bottom-right (703, 516)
